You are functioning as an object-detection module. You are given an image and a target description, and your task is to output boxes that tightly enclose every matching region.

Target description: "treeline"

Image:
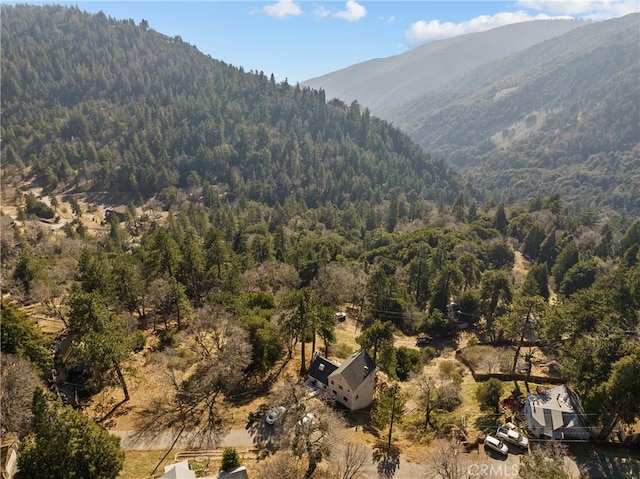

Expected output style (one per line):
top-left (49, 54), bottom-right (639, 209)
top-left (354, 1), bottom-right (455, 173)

top-left (1, 4), bottom-right (461, 209)
top-left (3, 188), bottom-right (639, 436)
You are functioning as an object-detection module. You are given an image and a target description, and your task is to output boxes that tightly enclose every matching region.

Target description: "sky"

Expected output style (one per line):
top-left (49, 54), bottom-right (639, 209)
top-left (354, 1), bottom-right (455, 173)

top-left (27, 0), bottom-right (640, 83)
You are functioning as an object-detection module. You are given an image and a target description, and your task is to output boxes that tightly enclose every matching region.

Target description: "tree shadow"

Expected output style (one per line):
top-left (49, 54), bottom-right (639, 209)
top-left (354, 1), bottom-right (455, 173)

top-left (134, 394), bottom-right (182, 433)
top-left (226, 358), bottom-right (292, 407)
top-left (473, 413), bottom-right (501, 432)
top-left (372, 441), bottom-right (401, 478)
top-left (97, 398), bottom-right (129, 427)
top-left (568, 443), bottom-right (640, 479)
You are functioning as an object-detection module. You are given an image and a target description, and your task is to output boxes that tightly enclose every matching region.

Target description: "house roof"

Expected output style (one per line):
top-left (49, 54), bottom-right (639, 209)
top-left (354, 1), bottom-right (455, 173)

top-left (308, 354), bottom-right (339, 386)
top-left (525, 384), bottom-right (587, 437)
top-left (329, 350), bottom-right (376, 391)
top-left (217, 466), bottom-right (248, 479)
top-left (161, 460), bottom-right (196, 479)
top-left (107, 205), bottom-right (128, 215)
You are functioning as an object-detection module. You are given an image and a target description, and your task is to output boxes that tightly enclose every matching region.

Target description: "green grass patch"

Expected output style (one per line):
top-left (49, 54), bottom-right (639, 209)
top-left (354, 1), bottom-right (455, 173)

top-left (119, 450), bottom-right (186, 479)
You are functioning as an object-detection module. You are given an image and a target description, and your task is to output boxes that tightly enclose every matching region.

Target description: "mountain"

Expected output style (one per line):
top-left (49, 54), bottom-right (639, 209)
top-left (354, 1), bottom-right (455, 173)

top-left (302, 20), bottom-right (585, 116)
top-left (304, 15), bottom-right (640, 215)
top-left (390, 13), bottom-right (640, 214)
top-left (0, 4), bottom-right (461, 210)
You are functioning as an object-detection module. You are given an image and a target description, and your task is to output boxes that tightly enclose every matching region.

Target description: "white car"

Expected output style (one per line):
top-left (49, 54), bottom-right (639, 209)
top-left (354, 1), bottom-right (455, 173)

top-left (496, 426), bottom-right (529, 448)
top-left (265, 406), bottom-right (286, 425)
top-left (297, 412), bottom-right (317, 427)
top-left (484, 434), bottom-right (509, 455)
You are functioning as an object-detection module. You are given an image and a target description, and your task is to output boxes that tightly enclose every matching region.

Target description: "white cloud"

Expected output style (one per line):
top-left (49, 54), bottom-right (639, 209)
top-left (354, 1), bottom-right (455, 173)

top-left (517, 0), bottom-right (639, 18)
top-left (262, 0), bottom-right (302, 18)
top-left (405, 10), bottom-right (574, 45)
top-left (313, 5), bottom-right (331, 19)
top-left (381, 15), bottom-right (397, 24)
top-left (405, 0), bottom-right (638, 45)
top-left (334, 1), bottom-right (367, 22)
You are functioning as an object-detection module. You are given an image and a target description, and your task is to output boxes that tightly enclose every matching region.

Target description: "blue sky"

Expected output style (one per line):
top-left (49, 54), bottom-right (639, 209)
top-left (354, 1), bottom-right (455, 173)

top-left (31, 1), bottom-right (640, 82)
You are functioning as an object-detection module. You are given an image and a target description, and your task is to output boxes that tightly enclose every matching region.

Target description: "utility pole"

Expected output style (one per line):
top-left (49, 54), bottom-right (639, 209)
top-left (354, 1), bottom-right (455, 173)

top-left (387, 384), bottom-right (397, 452)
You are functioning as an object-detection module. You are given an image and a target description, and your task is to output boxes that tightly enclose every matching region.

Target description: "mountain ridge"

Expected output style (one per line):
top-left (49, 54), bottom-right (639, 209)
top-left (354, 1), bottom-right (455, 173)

top-left (303, 19), bottom-right (586, 115)
top-left (304, 14), bottom-right (640, 215)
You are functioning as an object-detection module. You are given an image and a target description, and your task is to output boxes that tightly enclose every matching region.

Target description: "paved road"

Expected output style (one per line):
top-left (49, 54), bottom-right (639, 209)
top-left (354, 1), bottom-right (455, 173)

top-left (110, 428), bottom-right (254, 450)
top-left (111, 428), bottom-right (527, 478)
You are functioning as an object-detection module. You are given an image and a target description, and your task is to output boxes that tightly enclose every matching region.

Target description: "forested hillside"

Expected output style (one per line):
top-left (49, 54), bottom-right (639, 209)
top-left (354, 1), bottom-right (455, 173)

top-left (389, 13), bottom-right (640, 215)
top-left (305, 14), bottom-right (640, 216)
top-left (1, 4), bottom-right (460, 209)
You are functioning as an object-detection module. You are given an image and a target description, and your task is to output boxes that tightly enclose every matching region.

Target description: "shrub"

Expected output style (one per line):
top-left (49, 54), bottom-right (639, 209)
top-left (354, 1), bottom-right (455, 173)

top-left (438, 359), bottom-right (462, 379)
top-left (421, 346), bottom-right (437, 363)
top-left (221, 447), bottom-right (241, 471)
top-left (157, 329), bottom-right (177, 350)
top-left (332, 342), bottom-right (354, 359)
top-left (131, 331), bottom-right (146, 353)
top-left (476, 378), bottom-right (504, 413)
top-left (395, 346), bottom-right (423, 381)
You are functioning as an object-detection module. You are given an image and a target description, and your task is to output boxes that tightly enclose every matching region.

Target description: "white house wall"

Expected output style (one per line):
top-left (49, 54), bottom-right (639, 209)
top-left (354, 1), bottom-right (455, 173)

top-left (327, 368), bottom-right (377, 410)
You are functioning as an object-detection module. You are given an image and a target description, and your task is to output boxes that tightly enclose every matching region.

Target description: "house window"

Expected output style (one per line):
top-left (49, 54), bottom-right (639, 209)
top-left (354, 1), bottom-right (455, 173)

top-left (330, 380), bottom-right (334, 385)
top-left (338, 384), bottom-right (343, 390)
top-left (319, 364), bottom-right (325, 371)
top-left (343, 396), bottom-right (348, 402)
top-left (333, 390), bottom-right (337, 395)
top-left (356, 395), bottom-right (359, 400)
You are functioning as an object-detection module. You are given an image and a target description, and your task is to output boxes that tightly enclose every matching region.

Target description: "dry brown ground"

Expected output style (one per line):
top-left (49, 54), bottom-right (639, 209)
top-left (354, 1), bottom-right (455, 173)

top-left (3, 188), bottom-right (541, 475)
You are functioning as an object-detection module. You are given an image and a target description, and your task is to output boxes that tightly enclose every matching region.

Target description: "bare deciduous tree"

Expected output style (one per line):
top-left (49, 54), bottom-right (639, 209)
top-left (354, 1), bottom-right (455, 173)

top-left (177, 307), bottom-right (252, 431)
top-left (242, 260), bottom-right (300, 295)
top-left (311, 262), bottom-right (366, 309)
top-left (1, 353), bottom-right (42, 439)
top-left (327, 441), bottom-right (369, 479)
top-left (254, 451), bottom-right (307, 479)
top-left (267, 382), bottom-right (347, 479)
top-left (423, 438), bottom-right (467, 479)
top-left (519, 441), bottom-right (577, 479)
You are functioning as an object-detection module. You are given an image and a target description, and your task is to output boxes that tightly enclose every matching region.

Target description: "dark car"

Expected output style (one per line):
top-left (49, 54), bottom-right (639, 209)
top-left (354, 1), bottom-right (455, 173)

top-left (416, 336), bottom-right (430, 347)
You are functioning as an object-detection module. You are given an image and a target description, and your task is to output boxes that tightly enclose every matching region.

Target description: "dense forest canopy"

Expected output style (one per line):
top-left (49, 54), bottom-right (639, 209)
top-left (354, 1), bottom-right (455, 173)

top-left (1, 4), bottom-right (461, 209)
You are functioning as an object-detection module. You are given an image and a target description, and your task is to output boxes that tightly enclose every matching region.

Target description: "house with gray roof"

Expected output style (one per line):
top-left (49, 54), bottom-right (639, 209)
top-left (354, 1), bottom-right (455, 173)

top-left (523, 384), bottom-right (591, 441)
top-left (307, 350), bottom-right (378, 410)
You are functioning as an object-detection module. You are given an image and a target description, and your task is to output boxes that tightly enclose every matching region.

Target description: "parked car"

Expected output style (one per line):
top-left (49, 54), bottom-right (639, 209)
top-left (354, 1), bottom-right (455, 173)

top-left (416, 336), bottom-right (430, 347)
top-left (496, 426), bottom-right (529, 448)
top-left (297, 412), bottom-right (317, 427)
top-left (265, 406), bottom-right (286, 425)
top-left (484, 434), bottom-right (509, 455)
top-left (305, 389), bottom-right (320, 399)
